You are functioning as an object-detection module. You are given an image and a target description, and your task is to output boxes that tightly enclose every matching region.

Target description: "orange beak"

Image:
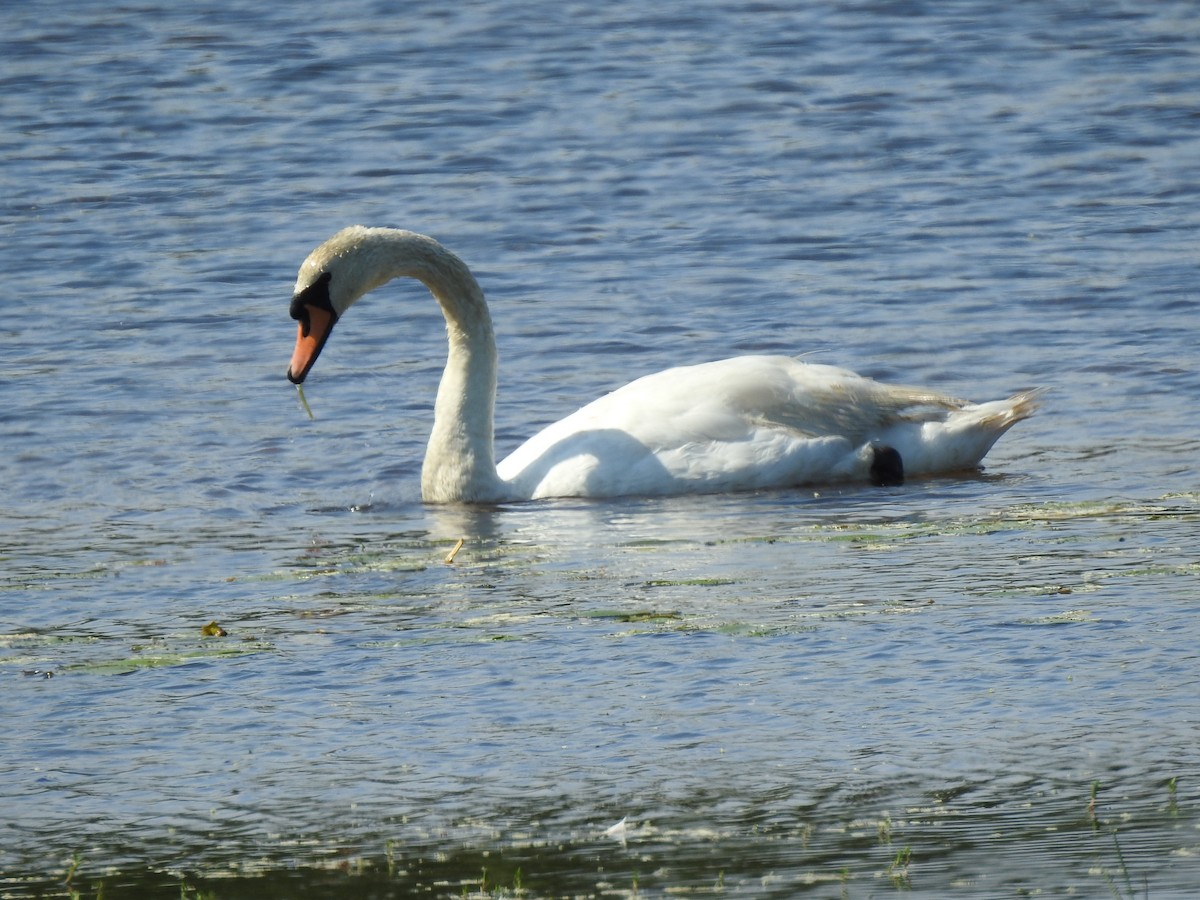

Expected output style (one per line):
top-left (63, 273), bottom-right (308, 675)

top-left (287, 304), bottom-right (336, 384)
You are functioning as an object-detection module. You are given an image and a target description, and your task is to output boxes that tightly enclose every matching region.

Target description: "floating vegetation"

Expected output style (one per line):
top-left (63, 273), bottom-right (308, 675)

top-left (641, 577), bottom-right (735, 588)
top-left (60, 639), bottom-right (272, 676)
top-left (1017, 609), bottom-right (1097, 626)
top-left (0, 628), bottom-right (272, 678)
top-left (585, 609), bottom-right (682, 624)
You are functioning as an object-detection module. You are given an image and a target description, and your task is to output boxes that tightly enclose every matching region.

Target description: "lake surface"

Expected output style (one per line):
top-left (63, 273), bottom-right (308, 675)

top-left (3, 0), bottom-right (1199, 896)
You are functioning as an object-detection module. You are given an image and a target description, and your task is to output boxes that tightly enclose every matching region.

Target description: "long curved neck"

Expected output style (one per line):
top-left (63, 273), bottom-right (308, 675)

top-left (371, 232), bottom-right (504, 502)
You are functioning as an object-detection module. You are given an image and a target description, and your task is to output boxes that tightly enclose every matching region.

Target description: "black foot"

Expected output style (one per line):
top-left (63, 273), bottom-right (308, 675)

top-left (870, 445), bottom-right (904, 487)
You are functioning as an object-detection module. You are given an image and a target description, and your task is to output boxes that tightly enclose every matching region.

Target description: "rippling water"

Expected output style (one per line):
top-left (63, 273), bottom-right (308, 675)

top-left (3, 1), bottom-right (1200, 896)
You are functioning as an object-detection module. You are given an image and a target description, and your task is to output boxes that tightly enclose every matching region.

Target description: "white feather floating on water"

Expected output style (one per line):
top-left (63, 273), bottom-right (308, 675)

top-left (603, 817), bottom-right (629, 845)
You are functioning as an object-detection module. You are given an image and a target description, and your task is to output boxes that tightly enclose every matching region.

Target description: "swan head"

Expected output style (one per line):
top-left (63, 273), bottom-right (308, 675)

top-left (286, 226), bottom-right (396, 384)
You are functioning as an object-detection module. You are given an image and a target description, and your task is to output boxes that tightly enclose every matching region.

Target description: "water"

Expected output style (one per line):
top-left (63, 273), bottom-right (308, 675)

top-left (2, 0), bottom-right (1199, 895)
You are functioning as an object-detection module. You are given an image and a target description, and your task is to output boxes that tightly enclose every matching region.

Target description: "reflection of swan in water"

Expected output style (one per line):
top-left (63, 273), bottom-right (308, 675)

top-left (286, 227), bottom-right (1039, 503)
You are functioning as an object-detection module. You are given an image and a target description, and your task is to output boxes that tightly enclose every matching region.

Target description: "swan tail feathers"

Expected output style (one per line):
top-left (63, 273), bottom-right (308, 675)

top-left (975, 388), bottom-right (1044, 433)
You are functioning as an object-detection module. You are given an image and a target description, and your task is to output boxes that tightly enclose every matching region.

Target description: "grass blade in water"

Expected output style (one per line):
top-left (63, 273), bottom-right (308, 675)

top-left (296, 383), bottom-right (315, 419)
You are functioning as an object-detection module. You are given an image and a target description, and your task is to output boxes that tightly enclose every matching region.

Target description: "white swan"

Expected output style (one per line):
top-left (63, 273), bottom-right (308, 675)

top-left (286, 227), bottom-right (1039, 503)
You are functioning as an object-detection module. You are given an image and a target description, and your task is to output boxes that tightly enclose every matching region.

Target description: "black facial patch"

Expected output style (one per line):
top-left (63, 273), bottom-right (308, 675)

top-left (289, 271), bottom-right (336, 336)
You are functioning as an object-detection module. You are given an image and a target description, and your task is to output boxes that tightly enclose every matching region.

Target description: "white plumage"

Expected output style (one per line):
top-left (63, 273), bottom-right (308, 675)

top-left (285, 227), bottom-right (1038, 503)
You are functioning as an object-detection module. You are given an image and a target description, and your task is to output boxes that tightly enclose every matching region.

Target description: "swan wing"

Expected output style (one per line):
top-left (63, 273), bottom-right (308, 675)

top-left (496, 356), bottom-right (1020, 499)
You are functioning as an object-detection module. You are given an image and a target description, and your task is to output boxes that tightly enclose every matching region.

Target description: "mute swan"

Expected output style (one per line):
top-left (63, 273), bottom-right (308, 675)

top-left (286, 226), bottom-right (1039, 503)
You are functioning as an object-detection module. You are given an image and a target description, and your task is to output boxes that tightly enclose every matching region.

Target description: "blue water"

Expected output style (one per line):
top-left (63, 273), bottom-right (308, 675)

top-left (3, 1), bottom-right (1199, 896)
